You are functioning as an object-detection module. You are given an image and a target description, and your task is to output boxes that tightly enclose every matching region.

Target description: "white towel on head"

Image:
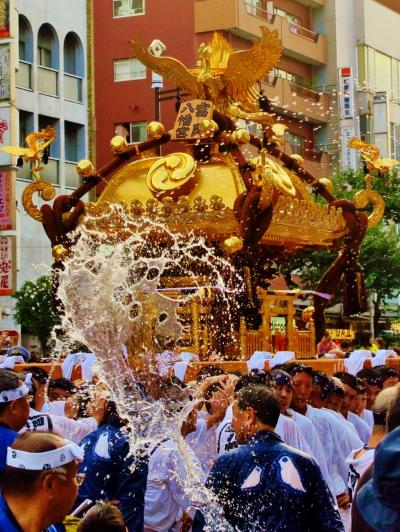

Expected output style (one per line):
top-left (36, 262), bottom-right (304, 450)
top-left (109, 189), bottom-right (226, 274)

top-left (246, 351), bottom-right (272, 373)
top-left (351, 350), bottom-right (372, 359)
top-left (0, 355), bottom-right (25, 369)
top-left (371, 349), bottom-right (396, 367)
top-left (270, 351), bottom-right (295, 369)
top-left (174, 361), bottom-right (189, 382)
top-left (344, 357), bottom-right (367, 376)
top-left (61, 352), bottom-right (97, 381)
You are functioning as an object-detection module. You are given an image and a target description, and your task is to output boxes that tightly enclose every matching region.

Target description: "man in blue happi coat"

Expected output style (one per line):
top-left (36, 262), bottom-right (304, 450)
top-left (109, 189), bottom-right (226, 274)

top-left (75, 399), bottom-right (148, 531)
top-left (193, 384), bottom-right (344, 532)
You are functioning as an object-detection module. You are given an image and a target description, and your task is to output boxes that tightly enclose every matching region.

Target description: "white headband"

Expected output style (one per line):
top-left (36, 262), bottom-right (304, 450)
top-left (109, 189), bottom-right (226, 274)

top-left (6, 441), bottom-right (84, 470)
top-left (0, 382), bottom-right (30, 403)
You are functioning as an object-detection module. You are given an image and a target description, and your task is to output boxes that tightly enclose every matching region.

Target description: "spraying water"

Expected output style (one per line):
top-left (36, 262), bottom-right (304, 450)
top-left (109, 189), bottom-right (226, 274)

top-left (55, 203), bottom-right (236, 530)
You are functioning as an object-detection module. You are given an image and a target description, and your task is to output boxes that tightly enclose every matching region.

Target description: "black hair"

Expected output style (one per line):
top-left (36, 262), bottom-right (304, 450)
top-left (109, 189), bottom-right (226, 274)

top-left (340, 341), bottom-right (352, 349)
top-left (78, 503), bottom-right (126, 532)
top-left (196, 365), bottom-right (225, 383)
top-left (204, 383), bottom-right (224, 415)
top-left (236, 385), bottom-right (280, 428)
top-left (334, 372), bottom-right (359, 392)
top-left (312, 371), bottom-right (332, 400)
top-left (234, 372), bottom-right (272, 393)
top-left (0, 370), bottom-right (23, 415)
top-left (48, 378), bottom-right (77, 394)
top-left (356, 368), bottom-right (383, 388)
top-left (28, 367), bottom-right (49, 385)
top-left (286, 364), bottom-right (313, 377)
top-left (376, 366), bottom-right (400, 383)
top-left (270, 369), bottom-right (292, 388)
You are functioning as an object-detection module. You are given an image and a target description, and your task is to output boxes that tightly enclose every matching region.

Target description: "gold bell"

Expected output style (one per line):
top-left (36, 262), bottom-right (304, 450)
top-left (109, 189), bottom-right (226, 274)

top-left (147, 121), bottom-right (165, 140)
top-left (76, 159), bottom-right (95, 178)
top-left (231, 128), bottom-right (250, 145)
top-left (319, 177), bottom-right (334, 192)
top-left (110, 135), bottom-right (128, 154)
top-left (199, 119), bottom-right (218, 137)
top-left (52, 244), bottom-right (69, 261)
top-left (223, 236), bottom-right (244, 254)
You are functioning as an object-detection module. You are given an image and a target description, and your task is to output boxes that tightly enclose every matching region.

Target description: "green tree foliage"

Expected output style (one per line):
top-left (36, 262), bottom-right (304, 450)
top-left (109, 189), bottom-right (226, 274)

top-left (12, 275), bottom-right (60, 353)
top-left (281, 169), bottom-right (400, 331)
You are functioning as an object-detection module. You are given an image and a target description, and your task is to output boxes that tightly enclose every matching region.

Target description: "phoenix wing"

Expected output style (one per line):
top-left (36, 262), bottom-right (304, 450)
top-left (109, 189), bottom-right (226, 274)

top-left (130, 39), bottom-right (204, 98)
top-left (223, 27), bottom-right (282, 109)
top-left (1, 146), bottom-right (32, 157)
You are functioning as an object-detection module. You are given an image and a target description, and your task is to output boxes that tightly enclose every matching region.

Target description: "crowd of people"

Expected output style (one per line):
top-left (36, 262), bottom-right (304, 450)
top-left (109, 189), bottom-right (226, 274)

top-left (0, 351), bottom-right (399, 531)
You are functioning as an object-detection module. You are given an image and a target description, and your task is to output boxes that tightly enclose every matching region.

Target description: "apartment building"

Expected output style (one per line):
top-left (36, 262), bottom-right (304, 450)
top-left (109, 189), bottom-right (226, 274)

top-left (321, 0), bottom-right (400, 168)
top-left (0, 0), bottom-right (88, 331)
top-left (92, 0), bottom-right (330, 177)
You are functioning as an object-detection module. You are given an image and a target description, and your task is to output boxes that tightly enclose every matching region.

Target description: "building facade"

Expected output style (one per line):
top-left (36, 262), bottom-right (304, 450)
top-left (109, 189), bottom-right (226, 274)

top-left (92, 0), bottom-right (330, 177)
top-left (0, 0), bottom-right (88, 337)
top-left (322, 0), bottom-right (400, 169)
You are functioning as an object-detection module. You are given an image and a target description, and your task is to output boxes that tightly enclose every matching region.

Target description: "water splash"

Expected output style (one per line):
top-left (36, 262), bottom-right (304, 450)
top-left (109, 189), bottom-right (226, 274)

top-left (55, 203), bottom-right (235, 530)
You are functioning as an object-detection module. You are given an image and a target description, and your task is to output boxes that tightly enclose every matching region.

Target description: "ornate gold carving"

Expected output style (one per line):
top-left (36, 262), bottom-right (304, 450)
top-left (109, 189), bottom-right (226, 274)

top-left (22, 181), bottom-right (56, 222)
top-left (254, 149), bottom-right (296, 204)
top-left (353, 188), bottom-right (385, 228)
top-left (146, 153), bottom-right (197, 199)
top-left (1, 126), bottom-right (56, 180)
top-left (348, 137), bottom-right (399, 173)
top-left (130, 27), bottom-right (282, 114)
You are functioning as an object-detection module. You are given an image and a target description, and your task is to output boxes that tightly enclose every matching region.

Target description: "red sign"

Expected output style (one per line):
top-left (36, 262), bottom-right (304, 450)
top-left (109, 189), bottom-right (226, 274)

top-left (0, 1), bottom-right (10, 38)
top-left (0, 172), bottom-right (12, 230)
top-left (0, 236), bottom-right (13, 295)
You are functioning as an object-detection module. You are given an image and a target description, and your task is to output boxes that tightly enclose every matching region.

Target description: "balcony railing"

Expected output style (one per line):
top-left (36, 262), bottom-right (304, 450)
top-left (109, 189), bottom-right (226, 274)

top-left (38, 66), bottom-right (59, 97)
top-left (243, 2), bottom-right (274, 21)
top-left (16, 61), bottom-right (32, 90)
top-left (65, 161), bottom-right (80, 188)
top-left (288, 23), bottom-right (318, 42)
top-left (289, 82), bottom-right (321, 102)
top-left (243, 1), bottom-right (319, 42)
top-left (64, 73), bottom-right (83, 103)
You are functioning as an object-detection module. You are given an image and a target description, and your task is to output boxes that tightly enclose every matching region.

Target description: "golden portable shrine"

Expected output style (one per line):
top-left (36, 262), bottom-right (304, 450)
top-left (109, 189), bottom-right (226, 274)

top-left (9, 28), bottom-right (390, 360)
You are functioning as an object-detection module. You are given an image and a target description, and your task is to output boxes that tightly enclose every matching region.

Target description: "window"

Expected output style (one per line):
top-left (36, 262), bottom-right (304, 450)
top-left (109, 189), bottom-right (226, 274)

top-left (113, 0), bottom-right (144, 18)
top-left (64, 121), bottom-right (84, 162)
top-left (391, 123), bottom-right (400, 160)
top-left (37, 24), bottom-right (59, 70)
top-left (274, 8), bottom-right (302, 26)
top-left (114, 121), bottom-right (147, 143)
top-left (287, 132), bottom-right (305, 155)
top-left (130, 121), bottom-right (147, 142)
top-left (114, 58), bottom-right (145, 81)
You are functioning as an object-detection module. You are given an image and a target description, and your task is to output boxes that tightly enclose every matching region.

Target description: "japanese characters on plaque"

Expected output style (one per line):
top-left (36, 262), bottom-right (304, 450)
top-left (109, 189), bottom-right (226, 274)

top-left (0, 45), bottom-right (10, 100)
top-left (0, 236), bottom-right (14, 296)
top-left (172, 100), bottom-right (214, 140)
top-left (339, 67), bottom-right (354, 120)
top-left (0, 172), bottom-right (12, 230)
